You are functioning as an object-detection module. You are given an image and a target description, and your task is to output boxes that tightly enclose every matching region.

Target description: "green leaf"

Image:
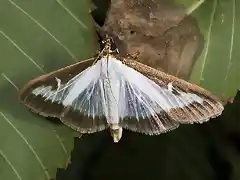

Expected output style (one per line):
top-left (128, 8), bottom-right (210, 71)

top-left (175, 0), bottom-right (240, 100)
top-left (0, 0), bottom-right (95, 179)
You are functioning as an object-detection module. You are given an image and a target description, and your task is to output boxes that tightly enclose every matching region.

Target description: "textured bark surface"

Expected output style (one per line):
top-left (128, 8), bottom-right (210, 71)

top-left (93, 0), bottom-right (204, 80)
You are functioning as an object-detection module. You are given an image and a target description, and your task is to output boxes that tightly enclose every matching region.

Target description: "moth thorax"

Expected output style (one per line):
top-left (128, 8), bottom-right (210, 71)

top-left (110, 124), bottom-right (122, 143)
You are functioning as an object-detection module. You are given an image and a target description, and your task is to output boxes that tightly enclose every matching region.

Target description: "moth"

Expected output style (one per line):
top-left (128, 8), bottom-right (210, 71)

top-left (19, 38), bottom-right (224, 143)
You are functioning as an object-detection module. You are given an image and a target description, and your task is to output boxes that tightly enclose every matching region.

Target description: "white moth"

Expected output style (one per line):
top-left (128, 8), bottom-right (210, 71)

top-left (20, 38), bottom-right (224, 143)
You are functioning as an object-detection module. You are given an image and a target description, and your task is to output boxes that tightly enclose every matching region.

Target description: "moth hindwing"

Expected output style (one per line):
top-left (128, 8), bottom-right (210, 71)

top-left (20, 38), bottom-right (224, 143)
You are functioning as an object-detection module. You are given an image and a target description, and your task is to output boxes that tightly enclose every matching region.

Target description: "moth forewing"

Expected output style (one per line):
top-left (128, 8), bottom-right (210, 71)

top-left (19, 38), bottom-right (224, 143)
top-left (120, 56), bottom-right (224, 124)
top-left (20, 57), bottom-right (96, 102)
top-left (19, 57), bottom-right (111, 129)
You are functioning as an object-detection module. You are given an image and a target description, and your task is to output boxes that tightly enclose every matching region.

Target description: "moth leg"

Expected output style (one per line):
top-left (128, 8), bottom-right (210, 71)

top-left (127, 51), bottom-right (140, 60)
top-left (95, 49), bottom-right (101, 55)
top-left (112, 48), bottom-right (119, 54)
top-left (91, 47), bottom-right (106, 66)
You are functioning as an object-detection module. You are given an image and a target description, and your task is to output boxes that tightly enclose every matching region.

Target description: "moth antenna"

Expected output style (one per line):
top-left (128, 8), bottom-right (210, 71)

top-left (112, 48), bottom-right (119, 54)
top-left (91, 37), bottom-right (114, 67)
top-left (91, 45), bottom-right (108, 66)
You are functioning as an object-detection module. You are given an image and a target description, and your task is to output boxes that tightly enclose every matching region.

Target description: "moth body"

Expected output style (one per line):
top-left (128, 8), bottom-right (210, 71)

top-left (110, 124), bottom-right (123, 143)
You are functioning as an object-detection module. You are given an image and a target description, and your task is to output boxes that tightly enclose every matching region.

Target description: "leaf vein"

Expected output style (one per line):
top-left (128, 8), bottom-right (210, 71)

top-left (54, 130), bottom-right (68, 156)
top-left (55, 0), bottom-right (88, 29)
top-left (199, 0), bottom-right (217, 81)
top-left (224, 0), bottom-right (235, 81)
top-left (0, 149), bottom-right (23, 180)
top-left (186, 0), bottom-right (205, 15)
top-left (1, 80), bottom-right (69, 158)
top-left (0, 112), bottom-right (52, 180)
top-left (0, 30), bottom-right (45, 73)
top-left (7, 0), bottom-right (77, 62)
top-left (1, 73), bottom-right (19, 91)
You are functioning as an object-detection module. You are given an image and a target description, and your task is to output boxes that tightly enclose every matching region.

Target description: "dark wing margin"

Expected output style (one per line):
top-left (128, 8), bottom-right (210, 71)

top-left (120, 113), bottom-right (179, 135)
top-left (120, 57), bottom-right (224, 124)
top-left (19, 58), bottom-right (108, 133)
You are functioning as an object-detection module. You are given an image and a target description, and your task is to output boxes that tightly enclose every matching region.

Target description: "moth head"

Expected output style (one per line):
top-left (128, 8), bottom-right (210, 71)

top-left (100, 36), bottom-right (119, 56)
top-left (110, 124), bottom-right (123, 143)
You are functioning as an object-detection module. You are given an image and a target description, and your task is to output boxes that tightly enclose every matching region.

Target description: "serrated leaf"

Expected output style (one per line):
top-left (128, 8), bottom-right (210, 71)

top-left (176, 0), bottom-right (240, 100)
top-left (0, 0), bottom-right (96, 179)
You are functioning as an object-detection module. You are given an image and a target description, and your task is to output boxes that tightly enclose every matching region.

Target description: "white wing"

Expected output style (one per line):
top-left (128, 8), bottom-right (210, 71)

top-left (31, 60), bottom-right (109, 133)
top-left (30, 55), bottom-right (223, 134)
top-left (107, 56), bottom-right (223, 130)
